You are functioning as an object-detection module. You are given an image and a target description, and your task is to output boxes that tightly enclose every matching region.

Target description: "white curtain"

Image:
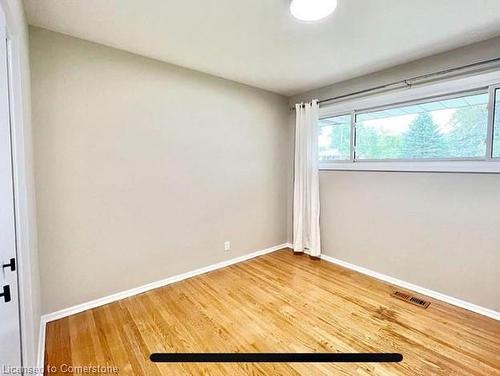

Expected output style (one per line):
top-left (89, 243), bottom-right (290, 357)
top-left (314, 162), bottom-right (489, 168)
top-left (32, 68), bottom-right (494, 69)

top-left (293, 100), bottom-right (321, 257)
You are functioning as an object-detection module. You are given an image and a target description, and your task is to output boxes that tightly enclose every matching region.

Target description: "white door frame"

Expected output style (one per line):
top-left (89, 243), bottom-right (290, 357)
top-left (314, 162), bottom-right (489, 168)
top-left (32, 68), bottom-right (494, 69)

top-left (0, 4), bottom-right (22, 370)
top-left (0, 0), bottom-right (40, 368)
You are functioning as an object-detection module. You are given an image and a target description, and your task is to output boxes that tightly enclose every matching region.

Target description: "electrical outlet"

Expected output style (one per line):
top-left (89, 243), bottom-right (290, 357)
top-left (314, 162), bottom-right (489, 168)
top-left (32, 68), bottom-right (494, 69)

top-left (224, 241), bottom-right (231, 251)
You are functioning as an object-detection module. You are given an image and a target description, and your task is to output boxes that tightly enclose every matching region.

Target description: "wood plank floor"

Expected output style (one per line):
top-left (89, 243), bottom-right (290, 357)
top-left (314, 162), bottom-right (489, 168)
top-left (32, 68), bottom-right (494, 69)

top-left (44, 249), bottom-right (500, 375)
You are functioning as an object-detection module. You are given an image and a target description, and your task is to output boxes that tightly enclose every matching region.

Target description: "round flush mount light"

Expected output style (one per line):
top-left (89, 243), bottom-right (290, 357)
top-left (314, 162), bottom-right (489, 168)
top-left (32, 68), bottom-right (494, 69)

top-left (290, 0), bottom-right (338, 21)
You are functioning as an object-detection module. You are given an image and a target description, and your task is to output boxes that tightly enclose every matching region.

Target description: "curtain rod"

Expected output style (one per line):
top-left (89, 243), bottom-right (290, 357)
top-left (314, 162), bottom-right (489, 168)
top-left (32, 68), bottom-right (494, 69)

top-left (290, 57), bottom-right (500, 111)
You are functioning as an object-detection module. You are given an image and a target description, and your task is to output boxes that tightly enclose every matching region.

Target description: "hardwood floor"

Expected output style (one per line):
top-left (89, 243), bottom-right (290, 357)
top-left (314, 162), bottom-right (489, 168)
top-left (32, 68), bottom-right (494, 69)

top-left (44, 249), bottom-right (500, 375)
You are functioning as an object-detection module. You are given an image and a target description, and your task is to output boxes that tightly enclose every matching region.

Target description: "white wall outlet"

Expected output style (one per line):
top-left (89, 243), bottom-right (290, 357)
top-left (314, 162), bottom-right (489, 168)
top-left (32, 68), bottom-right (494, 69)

top-left (224, 241), bottom-right (231, 251)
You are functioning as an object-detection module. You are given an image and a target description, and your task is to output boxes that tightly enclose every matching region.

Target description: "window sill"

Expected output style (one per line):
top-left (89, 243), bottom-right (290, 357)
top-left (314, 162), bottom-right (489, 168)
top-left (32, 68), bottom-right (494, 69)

top-left (319, 160), bottom-right (500, 173)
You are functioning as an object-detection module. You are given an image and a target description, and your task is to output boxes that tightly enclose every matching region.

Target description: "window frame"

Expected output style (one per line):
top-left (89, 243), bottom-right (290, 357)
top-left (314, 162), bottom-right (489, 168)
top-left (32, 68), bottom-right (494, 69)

top-left (318, 70), bottom-right (500, 173)
top-left (490, 84), bottom-right (500, 160)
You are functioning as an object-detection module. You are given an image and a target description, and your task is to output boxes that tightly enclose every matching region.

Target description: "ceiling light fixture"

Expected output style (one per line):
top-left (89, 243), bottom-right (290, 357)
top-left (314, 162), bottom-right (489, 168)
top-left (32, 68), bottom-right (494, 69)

top-left (290, 0), bottom-right (338, 21)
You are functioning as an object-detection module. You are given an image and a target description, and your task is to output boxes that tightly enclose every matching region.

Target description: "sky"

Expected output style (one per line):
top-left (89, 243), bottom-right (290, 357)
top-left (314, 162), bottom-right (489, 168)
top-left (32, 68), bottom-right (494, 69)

top-left (362, 108), bottom-right (455, 135)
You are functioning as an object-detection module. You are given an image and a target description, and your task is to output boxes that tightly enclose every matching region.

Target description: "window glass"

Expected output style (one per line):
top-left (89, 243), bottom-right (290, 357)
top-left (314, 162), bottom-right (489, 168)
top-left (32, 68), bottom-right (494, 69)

top-left (318, 114), bottom-right (351, 161)
top-left (354, 92), bottom-right (489, 160)
top-left (493, 89), bottom-right (500, 158)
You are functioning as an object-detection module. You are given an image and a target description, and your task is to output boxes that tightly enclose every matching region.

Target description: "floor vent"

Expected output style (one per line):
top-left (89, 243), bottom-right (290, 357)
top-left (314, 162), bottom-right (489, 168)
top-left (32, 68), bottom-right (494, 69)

top-left (391, 291), bottom-right (430, 309)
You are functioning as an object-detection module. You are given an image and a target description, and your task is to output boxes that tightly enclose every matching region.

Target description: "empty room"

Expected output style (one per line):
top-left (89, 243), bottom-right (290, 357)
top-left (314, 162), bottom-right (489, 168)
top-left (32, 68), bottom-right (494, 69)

top-left (1, 0), bottom-right (500, 374)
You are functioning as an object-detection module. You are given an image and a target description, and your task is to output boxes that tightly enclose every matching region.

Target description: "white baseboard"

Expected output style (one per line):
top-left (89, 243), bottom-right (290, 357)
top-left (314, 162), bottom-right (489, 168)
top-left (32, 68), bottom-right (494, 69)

top-left (36, 316), bottom-right (46, 374)
top-left (36, 243), bottom-right (291, 373)
top-left (321, 254), bottom-right (500, 321)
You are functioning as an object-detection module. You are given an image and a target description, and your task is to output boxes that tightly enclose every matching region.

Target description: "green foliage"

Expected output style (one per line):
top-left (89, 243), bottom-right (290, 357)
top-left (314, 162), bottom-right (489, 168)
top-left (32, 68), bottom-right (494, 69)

top-left (356, 127), bottom-right (402, 159)
top-left (446, 105), bottom-right (487, 158)
top-left (400, 112), bottom-right (448, 158)
top-left (328, 123), bottom-right (350, 159)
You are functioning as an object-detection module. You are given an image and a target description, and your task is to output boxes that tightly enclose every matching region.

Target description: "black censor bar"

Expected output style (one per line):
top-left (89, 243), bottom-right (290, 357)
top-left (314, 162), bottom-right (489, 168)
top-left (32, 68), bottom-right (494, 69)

top-left (150, 352), bottom-right (403, 363)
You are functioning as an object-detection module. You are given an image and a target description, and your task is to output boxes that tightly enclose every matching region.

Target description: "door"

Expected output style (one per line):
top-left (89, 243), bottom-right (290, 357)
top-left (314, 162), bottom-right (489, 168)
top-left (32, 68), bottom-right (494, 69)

top-left (0, 7), bottom-right (22, 370)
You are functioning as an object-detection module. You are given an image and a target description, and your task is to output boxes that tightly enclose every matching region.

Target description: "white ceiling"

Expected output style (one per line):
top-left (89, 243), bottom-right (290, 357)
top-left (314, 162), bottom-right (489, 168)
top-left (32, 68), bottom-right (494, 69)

top-left (23, 0), bottom-right (500, 96)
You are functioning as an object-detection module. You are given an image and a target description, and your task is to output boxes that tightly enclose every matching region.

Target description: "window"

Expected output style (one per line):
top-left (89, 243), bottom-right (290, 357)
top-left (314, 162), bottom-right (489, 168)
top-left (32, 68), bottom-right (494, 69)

top-left (318, 75), bottom-right (500, 172)
top-left (355, 92), bottom-right (489, 160)
top-left (319, 114), bottom-right (351, 161)
top-left (494, 88), bottom-right (500, 158)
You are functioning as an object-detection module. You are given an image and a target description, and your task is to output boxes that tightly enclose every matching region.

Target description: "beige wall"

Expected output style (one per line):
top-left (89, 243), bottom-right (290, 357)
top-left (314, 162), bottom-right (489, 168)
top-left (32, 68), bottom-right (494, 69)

top-left (29, 27), bottom-right (291, 314)
top-left (290, 37), bottom-right (500, 312)
top-left (320, 172), bottom-right (500, 311)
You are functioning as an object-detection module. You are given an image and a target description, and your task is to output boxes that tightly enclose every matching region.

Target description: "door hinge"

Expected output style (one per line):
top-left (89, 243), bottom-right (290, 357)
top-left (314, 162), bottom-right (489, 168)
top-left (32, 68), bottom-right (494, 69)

top-left (0, 285), bottom-right (11, 303)
top-left (2, 258), bottom-right (15, 272)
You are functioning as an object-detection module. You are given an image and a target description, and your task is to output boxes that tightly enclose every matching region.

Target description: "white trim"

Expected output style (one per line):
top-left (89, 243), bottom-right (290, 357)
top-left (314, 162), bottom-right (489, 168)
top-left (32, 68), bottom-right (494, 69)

top-left (320, 160), bottom-right (500, 173)
top-left (320, 254), bottom-right (500, 321)
top-left (486, 84), bottom-right (497, 159)
top-left (36, 317), bottom-right (45, 375)
top-left (36, 243), bottom-right (291, 372)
